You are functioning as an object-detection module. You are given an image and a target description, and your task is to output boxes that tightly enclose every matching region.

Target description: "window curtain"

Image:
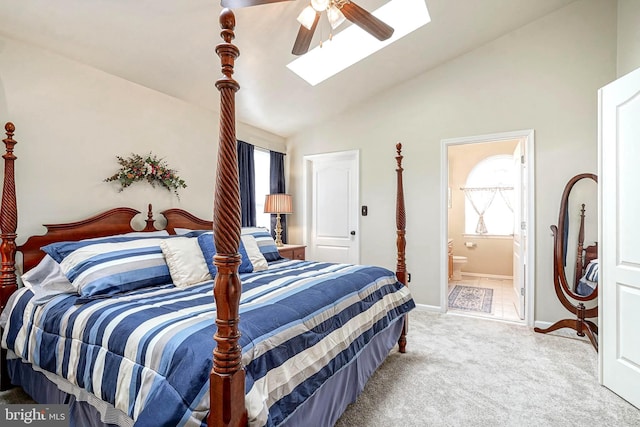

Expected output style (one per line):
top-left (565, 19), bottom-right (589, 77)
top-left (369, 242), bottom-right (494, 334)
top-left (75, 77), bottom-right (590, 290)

top-left (237, 140), bottom-right (256, 227)
top-left (497, 188), bottom-right (514, 212)
top-left (270, 151), bottom-right (287, 243)
top-left (463, 188), bottom-right (497, 234)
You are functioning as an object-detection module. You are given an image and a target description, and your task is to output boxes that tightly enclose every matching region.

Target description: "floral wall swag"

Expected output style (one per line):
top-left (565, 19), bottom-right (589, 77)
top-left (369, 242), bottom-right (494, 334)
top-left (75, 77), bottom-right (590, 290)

top-left (105, 153), bottom-right (187, 198)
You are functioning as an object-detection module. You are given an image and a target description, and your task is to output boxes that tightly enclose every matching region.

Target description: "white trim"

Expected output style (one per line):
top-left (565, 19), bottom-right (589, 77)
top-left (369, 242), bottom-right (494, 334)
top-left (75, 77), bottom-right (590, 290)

top-left (457, 272), bottom-right (513, 281)
top-left (413, 303), bottom-right (445, 313)
top-left (461, 234), bottom-right (513, 239)
top-left (440, 129), bottom-right (536, 326)
top-left (448, 311), bottom-right (525, 326)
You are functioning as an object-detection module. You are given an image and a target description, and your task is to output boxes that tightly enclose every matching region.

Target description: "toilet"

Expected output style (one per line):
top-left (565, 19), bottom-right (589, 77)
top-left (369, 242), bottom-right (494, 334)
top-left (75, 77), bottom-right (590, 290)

top-left (452, 256), bottom-right (468, 280)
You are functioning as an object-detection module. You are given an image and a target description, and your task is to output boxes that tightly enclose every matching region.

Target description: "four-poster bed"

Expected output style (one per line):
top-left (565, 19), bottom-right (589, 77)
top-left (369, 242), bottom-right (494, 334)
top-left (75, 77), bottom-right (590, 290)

top-left (0, 8), bottom-right (414, 427)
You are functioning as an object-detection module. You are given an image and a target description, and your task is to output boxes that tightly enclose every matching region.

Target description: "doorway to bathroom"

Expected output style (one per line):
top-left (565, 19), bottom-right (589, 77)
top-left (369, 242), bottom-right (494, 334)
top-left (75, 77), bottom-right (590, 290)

top-left (441, 130), bottom-right (535, 325)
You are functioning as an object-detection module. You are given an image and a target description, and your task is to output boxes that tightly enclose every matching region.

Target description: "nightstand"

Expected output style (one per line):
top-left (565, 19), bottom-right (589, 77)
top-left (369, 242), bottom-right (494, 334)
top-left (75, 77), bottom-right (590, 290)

top-left (277, 244), bottom-right (306, 260)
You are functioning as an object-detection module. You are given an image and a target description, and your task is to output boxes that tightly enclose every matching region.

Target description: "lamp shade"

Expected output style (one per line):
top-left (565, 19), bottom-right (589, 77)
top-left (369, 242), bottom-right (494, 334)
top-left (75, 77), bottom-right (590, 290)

top-left (264, 194), bottom-right (293, 214)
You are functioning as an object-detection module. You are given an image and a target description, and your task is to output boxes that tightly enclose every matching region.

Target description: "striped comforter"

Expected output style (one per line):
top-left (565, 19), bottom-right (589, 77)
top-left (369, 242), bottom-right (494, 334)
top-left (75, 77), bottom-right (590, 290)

top-left (2, 259), bottom-right (415, 426)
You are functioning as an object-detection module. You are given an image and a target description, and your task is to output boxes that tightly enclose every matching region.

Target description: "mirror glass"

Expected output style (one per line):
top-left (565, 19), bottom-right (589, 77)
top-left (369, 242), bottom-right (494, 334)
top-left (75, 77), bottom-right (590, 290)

top-left (560, 175), bottom-right (598, 298)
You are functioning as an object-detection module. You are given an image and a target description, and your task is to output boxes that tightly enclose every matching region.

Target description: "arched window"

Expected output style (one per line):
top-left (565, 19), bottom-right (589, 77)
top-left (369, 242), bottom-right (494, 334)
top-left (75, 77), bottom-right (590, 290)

top-left (464, 155), bottom-right (514, 236)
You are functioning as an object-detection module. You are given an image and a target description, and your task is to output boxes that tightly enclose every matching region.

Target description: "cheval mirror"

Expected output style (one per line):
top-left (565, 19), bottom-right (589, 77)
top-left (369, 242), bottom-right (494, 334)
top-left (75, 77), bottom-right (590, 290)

top-left (535, 173), bottom-right (598, 350)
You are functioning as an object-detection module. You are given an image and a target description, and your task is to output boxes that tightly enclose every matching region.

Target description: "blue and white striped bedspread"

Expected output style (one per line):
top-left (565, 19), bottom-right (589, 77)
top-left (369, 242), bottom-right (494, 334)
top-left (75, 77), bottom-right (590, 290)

top-left (2, 260), bottom-right (415, 426)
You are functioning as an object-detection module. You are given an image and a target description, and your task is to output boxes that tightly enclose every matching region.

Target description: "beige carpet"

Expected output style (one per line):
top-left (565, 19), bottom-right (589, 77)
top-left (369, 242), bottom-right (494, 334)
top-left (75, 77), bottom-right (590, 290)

top-left (2, 310), bottom-right (639, 426)
top-left (336, 310), bottom-right (640, 427)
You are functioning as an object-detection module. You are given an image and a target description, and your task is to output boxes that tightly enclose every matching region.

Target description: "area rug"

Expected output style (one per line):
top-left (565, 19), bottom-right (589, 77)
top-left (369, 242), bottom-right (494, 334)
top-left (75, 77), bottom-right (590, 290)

top-left (448, 285), bottom-right (493, 313)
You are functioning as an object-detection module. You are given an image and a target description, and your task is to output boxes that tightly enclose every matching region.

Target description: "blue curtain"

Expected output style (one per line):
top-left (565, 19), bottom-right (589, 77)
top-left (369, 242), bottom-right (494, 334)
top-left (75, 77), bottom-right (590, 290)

top-left (270, 151), bottom-right (287, 243)
top-left (237, 140), bottom-right (256, 227)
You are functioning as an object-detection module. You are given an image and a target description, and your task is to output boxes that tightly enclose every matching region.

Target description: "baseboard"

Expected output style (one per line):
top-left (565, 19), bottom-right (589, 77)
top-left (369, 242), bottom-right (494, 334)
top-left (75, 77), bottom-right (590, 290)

top-left (460, 272), bottom-right (513, 280)
top-left (413, 303), bottom-right (444, 313)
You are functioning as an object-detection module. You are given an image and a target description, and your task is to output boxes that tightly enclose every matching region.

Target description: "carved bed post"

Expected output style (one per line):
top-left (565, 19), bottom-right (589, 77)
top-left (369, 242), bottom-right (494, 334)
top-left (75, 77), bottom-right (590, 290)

top-left (0, 122), bottom-right (17, 313)
top-left (1, 122), bottom-right (18, 390)
top-left (143, 204), bottom-right (156, 232)
top-left (395, 143), bottom-right (407, 353)
top-left (209, 9), bottom-right (247, 427)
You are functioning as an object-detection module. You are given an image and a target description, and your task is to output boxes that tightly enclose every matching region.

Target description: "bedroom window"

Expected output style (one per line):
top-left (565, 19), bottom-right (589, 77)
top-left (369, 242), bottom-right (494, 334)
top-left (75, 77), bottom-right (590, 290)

top-left (463, 155), bottom-right (514, 236)
top-left (254, 147), bottom-right (271, 230)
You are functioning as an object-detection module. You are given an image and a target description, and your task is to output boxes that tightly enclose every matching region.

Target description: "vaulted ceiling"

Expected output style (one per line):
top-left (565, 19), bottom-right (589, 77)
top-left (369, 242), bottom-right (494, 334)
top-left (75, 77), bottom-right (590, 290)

top-left (0, 0), bottom-right (576, 137)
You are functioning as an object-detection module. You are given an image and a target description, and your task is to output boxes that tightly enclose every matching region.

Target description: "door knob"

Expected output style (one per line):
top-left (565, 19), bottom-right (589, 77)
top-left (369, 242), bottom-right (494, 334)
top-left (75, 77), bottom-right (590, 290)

top-left (350, 231), bottom-right (356, 236)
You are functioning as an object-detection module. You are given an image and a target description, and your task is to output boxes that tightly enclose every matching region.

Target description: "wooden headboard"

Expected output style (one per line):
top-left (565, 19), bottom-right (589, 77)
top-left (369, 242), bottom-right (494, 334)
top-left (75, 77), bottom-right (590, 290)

top-left (162, 208), bottom-right (213, 234)
top-left (17, 206), bottom-right (158, 273)
top-left (16, 205), bottom-right (218, 273)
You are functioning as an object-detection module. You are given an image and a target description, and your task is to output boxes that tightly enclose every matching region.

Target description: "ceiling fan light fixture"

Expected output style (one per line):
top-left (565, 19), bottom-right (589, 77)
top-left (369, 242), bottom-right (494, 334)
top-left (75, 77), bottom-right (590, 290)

top-left (311, 0), bottom-right (330, 12)
top-left (327, 5), bottom-right (346, 29)
top-left (297, 5), bottom-right (318, 30)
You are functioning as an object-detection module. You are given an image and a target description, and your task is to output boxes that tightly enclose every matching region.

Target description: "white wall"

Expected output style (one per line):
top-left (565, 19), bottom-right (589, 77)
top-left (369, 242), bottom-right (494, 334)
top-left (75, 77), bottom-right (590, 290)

top-left (286, 0), bottom-right (617, 322)
top-left (0, 35), bottom-right (284, 250)
top-left (617, 0), bottom-right (640, 77)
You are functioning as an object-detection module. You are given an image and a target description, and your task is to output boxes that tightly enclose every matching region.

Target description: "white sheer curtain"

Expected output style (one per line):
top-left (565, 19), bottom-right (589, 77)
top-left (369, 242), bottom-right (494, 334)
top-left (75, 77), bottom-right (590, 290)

top-left (498, 188), bottom-right (514, 212)
top-left (463, 188), bottom-right (497, 234)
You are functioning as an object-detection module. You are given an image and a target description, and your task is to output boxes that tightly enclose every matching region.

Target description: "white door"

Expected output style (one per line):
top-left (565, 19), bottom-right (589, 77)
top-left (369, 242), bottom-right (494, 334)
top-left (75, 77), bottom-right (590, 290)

top-left (512, 141), bottom-right (525, 319)
top-left (304, 151), bottom-right (359, 264)
top-left (599, 66), bottom-right (640, 409)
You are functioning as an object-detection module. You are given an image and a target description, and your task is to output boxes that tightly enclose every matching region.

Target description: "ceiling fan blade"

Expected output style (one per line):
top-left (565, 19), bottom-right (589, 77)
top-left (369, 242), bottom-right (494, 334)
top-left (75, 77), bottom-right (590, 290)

top-left (220, 0), bottom-right (294, 9)
top-left (292, 11), bottom-right (320, 56)
top-left (340, 1), bottom-right (394, 41)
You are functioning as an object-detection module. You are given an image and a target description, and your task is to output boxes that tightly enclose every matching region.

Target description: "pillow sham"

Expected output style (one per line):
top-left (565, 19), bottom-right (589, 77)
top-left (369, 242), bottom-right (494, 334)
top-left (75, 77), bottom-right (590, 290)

top-left (42, 237), bottom-right (173, 298)
top-left (21, 254), bottom-right (76, 304)
top-left (241, 234), bottom-right (268, 272)
top-left (43, 234), bottom-right (172, 264)
top-left (240, 227), bottom-right (282, 262)
top-left (160, 237), bottom-right (212, 288)
top-left (197, 232), bottom-right (254, 276)
top-left (584, 259), bottom-right (599, 282)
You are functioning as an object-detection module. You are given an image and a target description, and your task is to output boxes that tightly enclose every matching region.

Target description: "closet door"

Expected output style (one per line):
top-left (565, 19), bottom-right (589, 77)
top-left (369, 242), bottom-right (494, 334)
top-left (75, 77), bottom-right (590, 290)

top-left (599, 65), bottom-right (640, 409)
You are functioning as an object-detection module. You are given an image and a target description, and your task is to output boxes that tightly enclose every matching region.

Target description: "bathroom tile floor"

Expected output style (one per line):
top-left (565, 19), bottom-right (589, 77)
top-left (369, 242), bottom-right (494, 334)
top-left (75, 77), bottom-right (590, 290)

top-left (448, 275), bottom-right (522, 322)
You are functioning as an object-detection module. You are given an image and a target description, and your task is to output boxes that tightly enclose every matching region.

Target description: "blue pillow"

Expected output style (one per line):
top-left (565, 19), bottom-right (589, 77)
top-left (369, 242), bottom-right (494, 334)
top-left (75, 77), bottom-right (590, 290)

top-left (42, 236), bottom-right (173, 298)
top-left (584, 260), bottom-right (599, 282)
top-left (240, 228), bottom-right (282, 262)
top-left (42, 234), bottom-right (170, 263)
top-left (196, 232), bottom-right (253, 276)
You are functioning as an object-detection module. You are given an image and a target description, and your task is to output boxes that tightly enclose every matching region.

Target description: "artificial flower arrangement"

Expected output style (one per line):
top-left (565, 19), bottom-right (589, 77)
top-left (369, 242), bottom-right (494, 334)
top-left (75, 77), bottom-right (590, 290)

top-left (105, 152), bottom-right (187, 198)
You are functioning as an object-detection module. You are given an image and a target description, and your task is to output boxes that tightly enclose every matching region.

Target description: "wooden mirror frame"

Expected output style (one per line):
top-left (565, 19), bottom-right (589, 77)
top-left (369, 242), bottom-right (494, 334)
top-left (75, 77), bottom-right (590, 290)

top-left (554, 173), bottom-right (598, 302)
top-left (534, 173), bottom-right (598, 351)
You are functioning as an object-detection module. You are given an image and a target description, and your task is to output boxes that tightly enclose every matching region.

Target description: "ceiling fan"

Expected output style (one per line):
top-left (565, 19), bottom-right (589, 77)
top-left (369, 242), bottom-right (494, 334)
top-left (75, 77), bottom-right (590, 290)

top-left (220, 0), bottom-right (394, 56)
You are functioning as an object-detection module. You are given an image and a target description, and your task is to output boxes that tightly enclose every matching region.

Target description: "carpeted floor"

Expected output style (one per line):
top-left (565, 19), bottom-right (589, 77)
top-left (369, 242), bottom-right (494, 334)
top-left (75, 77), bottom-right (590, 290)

top-left (0, 386), bottom-right (34, 404)
top-left (335, 310), bottom-right (640, 427)
top-left (2, 310), bottom-right (639, 426)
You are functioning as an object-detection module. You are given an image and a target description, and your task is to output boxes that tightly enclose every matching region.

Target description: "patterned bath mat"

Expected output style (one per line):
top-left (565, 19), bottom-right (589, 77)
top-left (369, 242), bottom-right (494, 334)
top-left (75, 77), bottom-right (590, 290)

top-left (448, 285), bottom-right (493, 313)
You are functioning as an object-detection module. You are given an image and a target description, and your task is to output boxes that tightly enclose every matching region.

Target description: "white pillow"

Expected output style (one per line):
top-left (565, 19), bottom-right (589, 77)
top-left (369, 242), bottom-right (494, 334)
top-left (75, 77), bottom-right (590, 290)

top-left (241, 235), bottom-right (268, 272)
top-left (173, 228), bottom-right (195, 235)
top-left (160, 237), bottom-right (212, 288)
top-left (21, 255), bottom-right (76, 304)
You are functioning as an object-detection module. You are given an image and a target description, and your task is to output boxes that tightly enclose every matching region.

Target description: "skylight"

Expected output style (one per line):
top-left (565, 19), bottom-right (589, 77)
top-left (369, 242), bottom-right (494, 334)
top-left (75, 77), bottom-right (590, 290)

top-left (287, 0), bottom-right (430, 86)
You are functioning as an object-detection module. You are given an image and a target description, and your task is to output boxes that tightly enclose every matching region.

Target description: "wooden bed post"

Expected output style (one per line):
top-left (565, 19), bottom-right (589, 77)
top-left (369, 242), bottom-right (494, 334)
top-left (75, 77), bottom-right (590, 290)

top-left (0, 122), bottom-right (18, 390)
top-left (395, 143), bottom-right (408, 353)
top-left (209, 9), bottom-right (247, 427)
top-left (0, 122), bottom-right (17, 313)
